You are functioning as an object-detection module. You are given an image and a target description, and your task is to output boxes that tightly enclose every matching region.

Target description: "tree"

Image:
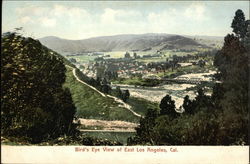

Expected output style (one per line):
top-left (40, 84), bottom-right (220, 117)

top-left (101, 77), bottom-right (108, 85)
top-left (133, 52), bottom-right (137, 59)
top-left (69, 58), bottom-right (77, 63)
top-left (198, 59), bottom-right (205, 67)
top-left (231, 9), bottom-right (248, 38)
top-left (96, 66), bottom-right (105, 78)
top-left (1, 33), bottom-right (76, 143)
top-left (153, 115), bottom-right (181, 145)
top-left (122, 90), bottom-right (130, 102)
top-left (214, 33), bottom-right (248, 114)
top-left (182, 95), bottom-right (195, 114)
top-left (170, 60), bottom-right (178, 71)
top-left (101, 84), bottom-right (111, 94)
top-left (213, 9), bottom-right (249, 144)
top-left (124, 52), bottom-right (131, 58)
top-left (114, 86), bottom-right (122, 96)
top-left (159, 95), bottom-right (178, 118)
top-left (130, 108), bottom-right (158, 145)
top-left (211, 83), bottom-right (224, 109)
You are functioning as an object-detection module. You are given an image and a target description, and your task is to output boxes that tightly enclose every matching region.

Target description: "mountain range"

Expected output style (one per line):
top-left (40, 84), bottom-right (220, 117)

top-left (39, 33), bottom-right (223, 54)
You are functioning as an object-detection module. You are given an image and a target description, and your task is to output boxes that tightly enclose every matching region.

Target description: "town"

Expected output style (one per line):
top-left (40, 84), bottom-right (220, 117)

top-left (68, 50), bottom-right (215, 85)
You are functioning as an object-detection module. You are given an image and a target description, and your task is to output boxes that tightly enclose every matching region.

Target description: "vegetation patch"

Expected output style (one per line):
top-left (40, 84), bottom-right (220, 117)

top-left (1, 33), bottom-right (77, 144)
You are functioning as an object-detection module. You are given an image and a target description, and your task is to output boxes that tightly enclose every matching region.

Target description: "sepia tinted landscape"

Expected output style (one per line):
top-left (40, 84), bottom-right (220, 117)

top-left (1, 1), bottom-right (249, 145)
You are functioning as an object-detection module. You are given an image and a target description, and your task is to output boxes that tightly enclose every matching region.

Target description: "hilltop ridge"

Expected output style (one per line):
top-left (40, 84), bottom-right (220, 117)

top-left (39, 33), bottom-right (223, 54)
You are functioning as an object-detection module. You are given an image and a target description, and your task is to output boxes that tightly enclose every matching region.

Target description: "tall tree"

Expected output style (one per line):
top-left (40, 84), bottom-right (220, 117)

top-left (159, 95), bottom-right (178, 118)
top-left (133, 52), bottom-right (138, 59)
top-left (124, 52), bottom-right (131, 58)
top-left (215, 34), bottom-right (248, 114)
top-left (133, 108), bottom-right (158, 145)
top-left (122, 89), bottom-right (130, 102)
top-left (231, 9), bottom-right (248, 38)
top-left (182, 95), bottom-right (195, 114)
top-left (214, 9), bottom-right (249, 144)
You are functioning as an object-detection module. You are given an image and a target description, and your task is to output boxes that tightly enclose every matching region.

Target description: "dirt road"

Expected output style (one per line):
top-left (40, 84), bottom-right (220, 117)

top-left (66, 65), bottom-right (142, 118)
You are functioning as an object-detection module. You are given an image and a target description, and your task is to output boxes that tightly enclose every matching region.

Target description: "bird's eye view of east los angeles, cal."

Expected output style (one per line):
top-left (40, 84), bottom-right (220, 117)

top-left (1, 2), bottom-right (249, 163)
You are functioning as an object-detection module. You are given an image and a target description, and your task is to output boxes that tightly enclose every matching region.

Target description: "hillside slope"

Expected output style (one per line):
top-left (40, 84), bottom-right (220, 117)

top-left (63, 66), bottom-right (140, 122)
top-left (39, 33), bottom-right (210, 54)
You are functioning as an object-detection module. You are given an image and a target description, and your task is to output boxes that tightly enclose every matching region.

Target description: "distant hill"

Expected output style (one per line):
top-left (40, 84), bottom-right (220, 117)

top-left (184, 35), bottom-right (224, 49)
top-left (39, 33), bottom-right (223, 54)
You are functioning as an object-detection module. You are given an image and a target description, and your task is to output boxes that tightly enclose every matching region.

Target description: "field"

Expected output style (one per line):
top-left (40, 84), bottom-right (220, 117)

top-left (68, 55), bottom-right (96, 63)
top-left (136, 57), bottom-right (167, 63)
top-left (158, 63), bottom-right (216, 78)
top-left (104, 51), bottom-right (128, 58)
top-left (68, 49), bottom-right (209, 64)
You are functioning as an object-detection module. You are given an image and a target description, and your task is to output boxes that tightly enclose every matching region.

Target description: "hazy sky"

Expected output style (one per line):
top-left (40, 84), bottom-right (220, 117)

top-left (2, 1), bottom-right (249, 40)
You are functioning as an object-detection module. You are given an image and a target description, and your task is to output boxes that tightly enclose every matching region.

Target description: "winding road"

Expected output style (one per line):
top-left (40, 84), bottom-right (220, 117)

top-left (66, 65), bottom-right (142, 118)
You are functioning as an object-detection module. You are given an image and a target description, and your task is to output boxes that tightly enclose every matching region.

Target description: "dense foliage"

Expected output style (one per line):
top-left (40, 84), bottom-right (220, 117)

top-left (1, 33), bottom-right (77, 143)
top-left (128, 9), bottom-right (249, 145)
top-left (159, 95), bottom-right (178, 118)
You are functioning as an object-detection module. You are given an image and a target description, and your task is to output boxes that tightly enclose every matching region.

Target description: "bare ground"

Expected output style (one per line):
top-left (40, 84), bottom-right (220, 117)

top-left (77, 118), bottom-right (138, 132)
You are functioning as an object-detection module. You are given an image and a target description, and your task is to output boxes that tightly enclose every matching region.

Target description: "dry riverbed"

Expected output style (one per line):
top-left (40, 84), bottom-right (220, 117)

top-left (112, 71), bottom-right (216, 110)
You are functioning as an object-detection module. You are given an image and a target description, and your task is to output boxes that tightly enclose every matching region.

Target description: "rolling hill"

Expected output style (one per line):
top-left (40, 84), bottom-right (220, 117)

top-left (39, 33), bottom-right (222, 54)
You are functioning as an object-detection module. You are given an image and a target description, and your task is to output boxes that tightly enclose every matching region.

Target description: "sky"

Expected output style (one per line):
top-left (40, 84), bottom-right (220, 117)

top-left (2, 1), bottom-right (249, 40)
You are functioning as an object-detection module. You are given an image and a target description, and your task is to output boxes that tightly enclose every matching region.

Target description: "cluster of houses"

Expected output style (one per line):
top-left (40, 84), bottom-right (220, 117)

top-left (79, 51), bottom-right (208, 81)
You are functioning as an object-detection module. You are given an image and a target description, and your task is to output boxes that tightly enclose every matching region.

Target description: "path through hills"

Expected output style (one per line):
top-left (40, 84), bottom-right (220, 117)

top-left (66, 65), bottom-right (142, 118)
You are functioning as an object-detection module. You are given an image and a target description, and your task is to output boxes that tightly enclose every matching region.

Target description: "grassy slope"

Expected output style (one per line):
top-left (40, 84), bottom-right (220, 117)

top-left (63, 67), bottom-right (139, 122)
top-left (127, 97), bottom-right (159, 116)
